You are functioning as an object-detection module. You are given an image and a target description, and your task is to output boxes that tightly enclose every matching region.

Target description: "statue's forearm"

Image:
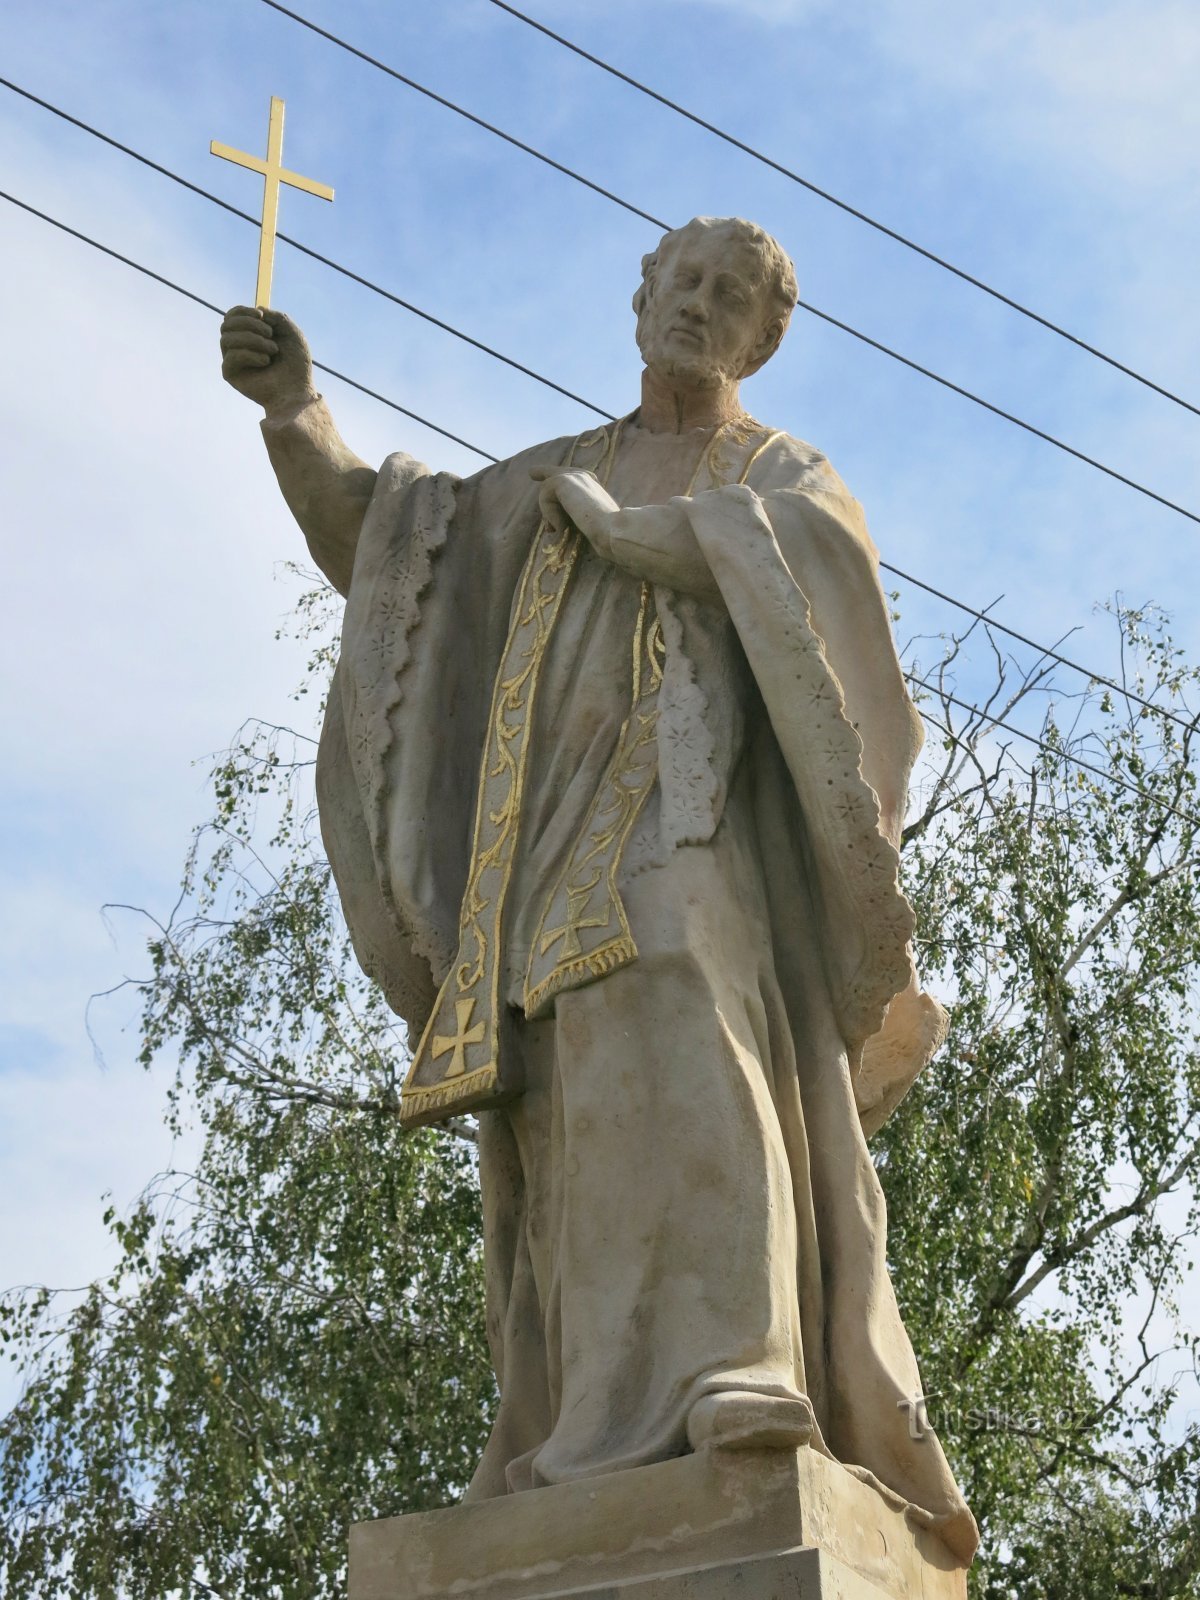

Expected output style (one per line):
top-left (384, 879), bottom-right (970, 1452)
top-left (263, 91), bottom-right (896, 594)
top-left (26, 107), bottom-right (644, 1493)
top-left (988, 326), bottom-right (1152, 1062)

top-left (549, 472), bottom-right (722, 603)
top-left (608, 498), bottom-right (721, 605)
top-left (260, 394), bottom-right (377, 597)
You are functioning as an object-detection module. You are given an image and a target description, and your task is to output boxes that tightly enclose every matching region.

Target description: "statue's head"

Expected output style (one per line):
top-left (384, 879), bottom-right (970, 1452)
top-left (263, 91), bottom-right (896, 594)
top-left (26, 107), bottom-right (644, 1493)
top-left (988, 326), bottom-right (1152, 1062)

top-left (633, 216), bottom-right (798, 391)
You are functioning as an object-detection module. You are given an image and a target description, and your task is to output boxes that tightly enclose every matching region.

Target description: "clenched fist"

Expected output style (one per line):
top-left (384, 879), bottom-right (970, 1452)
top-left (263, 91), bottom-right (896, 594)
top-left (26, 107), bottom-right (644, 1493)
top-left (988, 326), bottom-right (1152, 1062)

top-left (220, 305), bottom-right (316, 417)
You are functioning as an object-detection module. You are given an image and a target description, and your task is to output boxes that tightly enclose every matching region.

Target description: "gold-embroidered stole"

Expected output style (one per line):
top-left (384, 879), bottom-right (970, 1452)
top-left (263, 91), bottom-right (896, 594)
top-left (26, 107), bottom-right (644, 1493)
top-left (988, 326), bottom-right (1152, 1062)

top-left (399, 422), bottom-right (620, 1125)
top-left (523, 582), bottom-right (663, 1016)
top-left (521, 417), bottom-right (780, 1018)
top-left (399, 415), bottom-right (780, 1127)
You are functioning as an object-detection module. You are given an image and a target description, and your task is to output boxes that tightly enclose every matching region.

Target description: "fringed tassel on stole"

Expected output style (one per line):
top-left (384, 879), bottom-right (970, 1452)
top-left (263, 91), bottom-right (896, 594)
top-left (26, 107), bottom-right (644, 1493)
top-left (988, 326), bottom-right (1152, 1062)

top-left (523, 936), bottom-right (639, 1020)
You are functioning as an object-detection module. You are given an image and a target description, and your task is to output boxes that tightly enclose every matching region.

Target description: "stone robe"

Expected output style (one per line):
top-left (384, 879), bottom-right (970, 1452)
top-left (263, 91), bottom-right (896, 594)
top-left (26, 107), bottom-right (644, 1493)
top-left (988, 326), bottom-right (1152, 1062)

top-left (265, 399), bottom-right (978, 1563)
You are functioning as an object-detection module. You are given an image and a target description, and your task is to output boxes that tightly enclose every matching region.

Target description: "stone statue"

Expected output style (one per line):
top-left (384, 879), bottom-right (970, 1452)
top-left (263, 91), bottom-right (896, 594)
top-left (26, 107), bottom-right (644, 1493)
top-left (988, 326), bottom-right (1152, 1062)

top-left (219, 216), bottom-right (978, 1571)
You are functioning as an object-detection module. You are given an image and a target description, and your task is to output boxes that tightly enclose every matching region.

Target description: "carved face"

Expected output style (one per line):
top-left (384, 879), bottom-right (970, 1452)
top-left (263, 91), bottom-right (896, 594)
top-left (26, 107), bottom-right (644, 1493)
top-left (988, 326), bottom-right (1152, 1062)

top-left (635, 228), bottom-right (782, 390)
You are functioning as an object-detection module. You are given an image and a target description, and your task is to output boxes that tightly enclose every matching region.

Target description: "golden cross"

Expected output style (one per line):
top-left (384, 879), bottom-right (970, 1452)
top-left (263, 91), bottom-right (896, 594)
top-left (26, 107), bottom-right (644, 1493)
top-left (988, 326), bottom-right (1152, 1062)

top-left (431, 997), bottom-right (487, 1080)
top-left (540, 883), bottom-right (611, 961)
top-left (211, 96), bottom-right (334, 309)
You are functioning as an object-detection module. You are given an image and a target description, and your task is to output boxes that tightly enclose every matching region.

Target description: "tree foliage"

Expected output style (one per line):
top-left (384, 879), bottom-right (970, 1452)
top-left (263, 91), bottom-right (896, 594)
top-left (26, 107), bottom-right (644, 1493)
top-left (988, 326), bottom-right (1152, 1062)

top-left (884, 605), bottom-right (1200, 1598)
top-left (2, 598), bottom-right (1198, 1598)
top-left (0, 591), bottom-right (494, 1598)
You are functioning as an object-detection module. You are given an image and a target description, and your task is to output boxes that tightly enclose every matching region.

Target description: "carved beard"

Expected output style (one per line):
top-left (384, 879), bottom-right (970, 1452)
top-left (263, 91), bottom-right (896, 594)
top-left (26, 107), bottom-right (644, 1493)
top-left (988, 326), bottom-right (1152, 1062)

top-left (655, 354), bottom-right (725, 389)
top-left (635, 301), bottom-right (750, 391)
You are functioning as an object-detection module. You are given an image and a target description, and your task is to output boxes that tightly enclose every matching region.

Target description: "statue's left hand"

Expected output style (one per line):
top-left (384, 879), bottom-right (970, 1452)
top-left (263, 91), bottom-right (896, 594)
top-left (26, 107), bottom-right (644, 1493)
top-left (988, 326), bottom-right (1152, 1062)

top-left (530, 467), bottom-right (620, 558)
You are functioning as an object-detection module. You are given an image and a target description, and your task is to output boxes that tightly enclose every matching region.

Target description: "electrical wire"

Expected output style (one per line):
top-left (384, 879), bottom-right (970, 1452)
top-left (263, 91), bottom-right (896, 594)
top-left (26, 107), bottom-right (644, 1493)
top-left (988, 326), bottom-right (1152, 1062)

top-left (4, 184), bottom-right (1196, 829)
top-left (3, 74), bottom-right (1195, 727)
top-left (255, 2), bottom-right (666, 230)
top-left (3, 72), bottom-right (1195, 731)
top-left (255, 2), bottom-right (1200, 529)
top-left (909, 672), bottom-right (1200, 831)
top-left (484, 0), bottom-right (1200, 422)
top-left (0, 190), bottom-right (500, 461)
top-left (0, 78), bottom-right (612, 421)
top-left (881, 561), bottom-right (1200, 737)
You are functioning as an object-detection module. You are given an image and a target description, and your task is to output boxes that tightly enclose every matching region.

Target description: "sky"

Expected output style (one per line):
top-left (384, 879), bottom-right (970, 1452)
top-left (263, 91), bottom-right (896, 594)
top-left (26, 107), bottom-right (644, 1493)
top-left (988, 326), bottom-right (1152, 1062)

top-left (1, 0), bottom-right (1198, 1436)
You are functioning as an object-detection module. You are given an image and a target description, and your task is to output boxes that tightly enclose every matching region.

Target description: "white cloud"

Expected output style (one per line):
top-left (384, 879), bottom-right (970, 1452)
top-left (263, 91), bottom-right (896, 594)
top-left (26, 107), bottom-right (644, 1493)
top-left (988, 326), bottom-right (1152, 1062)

top-left (669, 0), bottom-right (1200, 193)
top-left (0, 1052), bottom-right (192, 1299)
top-left (884, 3), bottom-right (1200, 193)
top-left (0, 133), bottom-right (305, 1343)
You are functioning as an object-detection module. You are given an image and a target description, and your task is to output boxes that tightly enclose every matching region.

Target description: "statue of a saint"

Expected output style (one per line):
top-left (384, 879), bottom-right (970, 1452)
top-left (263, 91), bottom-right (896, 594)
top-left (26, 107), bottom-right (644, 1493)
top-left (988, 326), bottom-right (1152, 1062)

top-left (219, 216), bottom-right (977, 1563)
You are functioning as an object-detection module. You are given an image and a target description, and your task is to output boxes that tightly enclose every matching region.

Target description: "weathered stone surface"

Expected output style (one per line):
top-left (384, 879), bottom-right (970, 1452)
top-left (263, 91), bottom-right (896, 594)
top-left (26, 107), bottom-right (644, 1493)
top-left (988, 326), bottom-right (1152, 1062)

top-left (225, 216), bottom-right (981, 1580)
top-left (418, 1548), bottom-right (890, 1600)
top-left (348, 1448), bottom-right (967, 1600)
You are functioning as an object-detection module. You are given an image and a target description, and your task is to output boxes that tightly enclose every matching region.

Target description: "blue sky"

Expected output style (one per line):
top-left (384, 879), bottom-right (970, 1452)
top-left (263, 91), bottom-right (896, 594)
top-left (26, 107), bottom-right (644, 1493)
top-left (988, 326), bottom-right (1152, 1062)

top-left (1, 0), bottom-right (1198, 1422)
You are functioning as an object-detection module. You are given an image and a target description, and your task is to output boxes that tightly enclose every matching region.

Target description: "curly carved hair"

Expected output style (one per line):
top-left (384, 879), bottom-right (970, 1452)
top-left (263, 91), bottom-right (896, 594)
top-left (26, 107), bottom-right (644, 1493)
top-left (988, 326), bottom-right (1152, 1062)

top-left (632, 216), bottom-right (799, 337)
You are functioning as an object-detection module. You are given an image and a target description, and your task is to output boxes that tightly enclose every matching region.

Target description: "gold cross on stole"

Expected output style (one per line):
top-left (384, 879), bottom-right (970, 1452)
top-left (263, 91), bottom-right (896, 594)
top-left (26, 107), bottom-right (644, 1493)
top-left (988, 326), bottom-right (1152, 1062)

top-left (540, 881), bottom-right (611, 961)
top-left (211, 97), bottom-right (334, 309)
top-left (431, 998), bottom-right (487, 1080)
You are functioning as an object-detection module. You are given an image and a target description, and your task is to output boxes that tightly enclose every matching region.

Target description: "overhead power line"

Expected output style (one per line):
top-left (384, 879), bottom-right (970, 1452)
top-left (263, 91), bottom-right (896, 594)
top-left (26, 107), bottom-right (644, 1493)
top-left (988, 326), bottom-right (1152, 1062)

top-left (4, 184), bottom-right (1196, 830)
top-left (5, 79), bottom-right (1198, 741)
top-left (255, 1), bottom-right (665, 230)
top-left (0, 189), bottom-right (499, 461)
top-left (882, 572), bottom-right (1197, 738)
top-left (485, 0), bottom-right (1200, 423)
top-left (3, 78), bottom-right (1196, 736)
top-left (0, 78), bottom-right (612, 422)
top-left (909, 673), bottom-right (1200, 831)
top-left (878, 562), bottom-right (1200, 737)
top-left (256, 1), bottom-right (1200, 530)
top-left (786, 302), bottom-right (1199, 526)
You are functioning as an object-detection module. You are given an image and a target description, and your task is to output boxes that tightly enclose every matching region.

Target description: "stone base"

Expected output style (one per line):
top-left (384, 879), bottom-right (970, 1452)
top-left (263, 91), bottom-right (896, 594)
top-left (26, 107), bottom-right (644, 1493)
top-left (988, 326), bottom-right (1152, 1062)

top-left (349, 1447), bottom-right (968, 1600)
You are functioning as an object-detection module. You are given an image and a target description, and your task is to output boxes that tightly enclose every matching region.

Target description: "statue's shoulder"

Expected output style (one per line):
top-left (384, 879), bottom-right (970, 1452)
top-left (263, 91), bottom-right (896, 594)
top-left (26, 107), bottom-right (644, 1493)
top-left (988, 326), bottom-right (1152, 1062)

top-left (743, 425), bottom-right (849, 499)
top-left (744, 426), bottom-right (878, 560)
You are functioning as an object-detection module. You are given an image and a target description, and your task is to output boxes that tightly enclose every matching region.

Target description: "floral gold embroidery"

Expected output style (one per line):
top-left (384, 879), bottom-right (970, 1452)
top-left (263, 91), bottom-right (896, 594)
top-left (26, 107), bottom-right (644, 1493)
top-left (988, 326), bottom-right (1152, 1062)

top-left (399, 423), bottom-right (621, 1126)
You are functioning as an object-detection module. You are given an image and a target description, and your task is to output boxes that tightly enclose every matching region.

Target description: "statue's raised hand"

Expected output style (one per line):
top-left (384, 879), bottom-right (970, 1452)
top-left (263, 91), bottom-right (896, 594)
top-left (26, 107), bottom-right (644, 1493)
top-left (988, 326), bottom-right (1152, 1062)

top-left (220, 306), bottom-right (317, 416)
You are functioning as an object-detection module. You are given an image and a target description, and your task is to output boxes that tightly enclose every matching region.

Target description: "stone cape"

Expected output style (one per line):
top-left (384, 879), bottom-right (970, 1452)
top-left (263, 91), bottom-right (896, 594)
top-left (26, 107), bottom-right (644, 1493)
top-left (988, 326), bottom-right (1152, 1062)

top-left (313, 415), bottom-right (976, 1561)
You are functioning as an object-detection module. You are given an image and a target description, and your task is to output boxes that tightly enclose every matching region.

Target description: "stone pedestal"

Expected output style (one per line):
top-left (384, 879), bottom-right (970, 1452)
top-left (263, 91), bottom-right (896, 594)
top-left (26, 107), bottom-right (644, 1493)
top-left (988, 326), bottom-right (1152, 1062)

top-left (349, 1447), bottom-right (969, 1600)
